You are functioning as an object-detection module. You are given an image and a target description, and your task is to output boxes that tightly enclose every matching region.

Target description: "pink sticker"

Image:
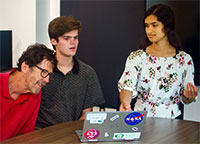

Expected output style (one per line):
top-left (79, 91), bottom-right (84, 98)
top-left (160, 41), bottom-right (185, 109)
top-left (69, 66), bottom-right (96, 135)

top-left (84, 129), bottom-right (100, 139)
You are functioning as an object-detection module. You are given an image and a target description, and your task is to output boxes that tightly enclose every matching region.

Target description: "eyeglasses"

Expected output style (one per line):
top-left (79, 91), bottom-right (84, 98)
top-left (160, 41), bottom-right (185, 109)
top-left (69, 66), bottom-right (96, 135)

top-left (35, 65), bottom-right (51, 78)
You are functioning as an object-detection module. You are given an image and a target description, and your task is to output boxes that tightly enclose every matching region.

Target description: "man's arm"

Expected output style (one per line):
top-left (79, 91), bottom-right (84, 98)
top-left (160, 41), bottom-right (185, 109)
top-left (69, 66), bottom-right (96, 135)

top-left (79, 107), bottom-right (92, 120)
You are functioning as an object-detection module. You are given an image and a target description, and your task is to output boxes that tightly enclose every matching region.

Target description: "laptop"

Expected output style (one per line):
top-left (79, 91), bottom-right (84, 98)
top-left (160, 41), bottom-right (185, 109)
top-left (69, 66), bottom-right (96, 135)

top-left (75, 111), bottom-right (147, 142)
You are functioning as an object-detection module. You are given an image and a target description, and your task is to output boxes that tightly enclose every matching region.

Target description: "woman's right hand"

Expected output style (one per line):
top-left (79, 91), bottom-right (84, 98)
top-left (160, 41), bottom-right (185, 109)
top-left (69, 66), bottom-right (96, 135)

top-left (119, 89), bottom-right (133, 111)
top-left (119, 103), bottom-right (132, 111)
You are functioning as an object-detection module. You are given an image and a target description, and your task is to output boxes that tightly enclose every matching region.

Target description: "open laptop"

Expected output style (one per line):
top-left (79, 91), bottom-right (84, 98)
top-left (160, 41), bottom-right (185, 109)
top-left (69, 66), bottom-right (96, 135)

top-left (75, 111), bottom-right (147, 142)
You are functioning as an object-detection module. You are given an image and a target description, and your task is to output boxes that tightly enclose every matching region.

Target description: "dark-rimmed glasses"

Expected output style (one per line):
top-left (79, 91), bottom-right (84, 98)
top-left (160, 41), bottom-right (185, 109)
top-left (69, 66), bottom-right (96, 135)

top-left (35, 65), bottom-right (51, 78)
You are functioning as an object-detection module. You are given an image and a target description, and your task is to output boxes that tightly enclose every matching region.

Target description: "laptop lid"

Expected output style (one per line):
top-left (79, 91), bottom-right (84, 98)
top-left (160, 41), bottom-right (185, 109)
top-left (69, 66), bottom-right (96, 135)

top-left (78, 111), bottom-right (147, 142)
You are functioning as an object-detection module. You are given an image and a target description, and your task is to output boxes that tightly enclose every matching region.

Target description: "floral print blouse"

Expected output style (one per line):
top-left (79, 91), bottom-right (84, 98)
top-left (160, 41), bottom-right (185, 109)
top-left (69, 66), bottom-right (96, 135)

top-left (118, 49), bottom-right (195, 119)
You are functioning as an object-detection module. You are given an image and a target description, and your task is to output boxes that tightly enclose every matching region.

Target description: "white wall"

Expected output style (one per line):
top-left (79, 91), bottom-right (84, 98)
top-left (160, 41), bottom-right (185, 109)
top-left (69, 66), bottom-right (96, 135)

top-left (36, 0), bottom-right (60, 49)
top-left (0, 0), bottom-right (36, 67)
top-left (0, 0), bottom-right (60, 67)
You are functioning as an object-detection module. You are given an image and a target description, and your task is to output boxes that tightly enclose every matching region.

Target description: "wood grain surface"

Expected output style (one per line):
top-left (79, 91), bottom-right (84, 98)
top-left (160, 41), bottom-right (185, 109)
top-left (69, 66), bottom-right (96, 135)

top-left (2, 118), bottom-right (199, 144)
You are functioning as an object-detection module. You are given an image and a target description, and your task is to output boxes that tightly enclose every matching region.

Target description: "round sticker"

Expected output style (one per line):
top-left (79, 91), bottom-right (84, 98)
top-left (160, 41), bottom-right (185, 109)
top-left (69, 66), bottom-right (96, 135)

top-left (124, 112), bottom-right (144, 125)
top-left (84, 129), bottom-right (100, 139)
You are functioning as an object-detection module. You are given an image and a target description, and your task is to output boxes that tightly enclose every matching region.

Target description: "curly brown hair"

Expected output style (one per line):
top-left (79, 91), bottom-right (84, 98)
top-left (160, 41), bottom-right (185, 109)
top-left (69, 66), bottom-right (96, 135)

top-left (17, 43), bottom-right (57, 71)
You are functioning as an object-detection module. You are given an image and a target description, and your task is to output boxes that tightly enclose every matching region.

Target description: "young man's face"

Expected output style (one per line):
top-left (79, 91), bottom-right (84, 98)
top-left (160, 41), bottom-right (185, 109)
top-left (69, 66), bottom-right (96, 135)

top-left (51, 30), bottom-right (79, 58)
top-left (25, 59), bottom-right (54, 94)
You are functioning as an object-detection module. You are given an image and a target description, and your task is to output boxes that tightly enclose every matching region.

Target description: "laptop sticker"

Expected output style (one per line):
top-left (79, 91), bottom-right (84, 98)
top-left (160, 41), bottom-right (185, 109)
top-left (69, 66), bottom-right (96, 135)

top-left (86, 113), bottom-right (107, 124)
top-left (113, 132), bottom-right (141, 140)
top-left (104, 132), bottom-right (109, 137)
top-left (110, 114), bottom-right (119, 121)
top-left (84, 129), bottom-right (100, 139)
top-left (132, 127), bottom-right (138, 131)
top-left (113, 133), bottom-right (124, 140)
top-left (124, 112), bottom-right (146, 125)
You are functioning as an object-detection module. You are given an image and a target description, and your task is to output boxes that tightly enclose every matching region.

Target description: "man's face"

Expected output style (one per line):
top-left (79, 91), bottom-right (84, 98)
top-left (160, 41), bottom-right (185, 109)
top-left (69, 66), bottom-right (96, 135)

top-left (51, 30), bottom-right (79, 58)
top-left (26, 59), bottom-right (54, 94)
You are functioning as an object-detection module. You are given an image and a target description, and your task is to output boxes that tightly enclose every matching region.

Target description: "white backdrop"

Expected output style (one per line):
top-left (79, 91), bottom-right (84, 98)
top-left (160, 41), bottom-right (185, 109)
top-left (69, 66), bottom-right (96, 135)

top-left (0, 0), bottom-right (60, 67)
top-left (0, 0), bottom-right (36, 67)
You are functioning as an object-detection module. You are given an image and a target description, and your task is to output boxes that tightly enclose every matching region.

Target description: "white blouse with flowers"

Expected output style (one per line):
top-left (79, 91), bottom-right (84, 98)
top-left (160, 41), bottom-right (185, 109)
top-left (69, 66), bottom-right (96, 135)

top-left (118, 49), bottom-right (195, 119)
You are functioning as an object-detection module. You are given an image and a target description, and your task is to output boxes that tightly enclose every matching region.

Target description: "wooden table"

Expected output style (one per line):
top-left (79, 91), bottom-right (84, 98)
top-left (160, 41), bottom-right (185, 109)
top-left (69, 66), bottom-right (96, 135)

top-left (2, 118), bottom-right (200, 144)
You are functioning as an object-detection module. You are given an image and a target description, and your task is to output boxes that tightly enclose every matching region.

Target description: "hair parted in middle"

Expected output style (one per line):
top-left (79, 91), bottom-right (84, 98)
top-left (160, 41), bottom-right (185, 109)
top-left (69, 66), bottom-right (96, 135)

top-left (139, 4), bottom-right (182, 51)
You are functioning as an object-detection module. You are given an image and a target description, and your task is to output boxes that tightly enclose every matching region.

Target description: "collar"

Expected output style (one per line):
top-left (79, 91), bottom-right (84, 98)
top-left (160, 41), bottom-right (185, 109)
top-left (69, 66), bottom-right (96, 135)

top-left (54, 57), bottom-right (79, 75)
top-left (72, 57), bottom-right (79, 74)
top-left (2, 69), bottom-right (17, 99)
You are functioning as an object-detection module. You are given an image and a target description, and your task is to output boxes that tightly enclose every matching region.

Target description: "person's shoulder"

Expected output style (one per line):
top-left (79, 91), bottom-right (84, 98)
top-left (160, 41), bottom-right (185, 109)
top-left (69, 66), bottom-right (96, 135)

top-left (77, 59), bottom-right (96, 73)
top-left (0, 72), bottom-right (6, 77)
top-left (130, 49), bottom-right (145, 55)
top-left (29, 90), bottom-right (41, 100)
top-left (178, 51), bottom-right (193, 59)
top-left (177, 51), bottom-right (194, 66)
top-left (128, 49), bottom-right (145, 59)
top-left (0, 69), bottom-right (13, 78)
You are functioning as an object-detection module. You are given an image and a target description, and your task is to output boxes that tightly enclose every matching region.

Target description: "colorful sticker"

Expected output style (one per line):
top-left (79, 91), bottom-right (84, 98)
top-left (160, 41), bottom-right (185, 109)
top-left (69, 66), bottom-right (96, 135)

top-left (113, 132), bottom-right (141, 140)
top-left (86, 113), bottom-right (107, 124)
top-left (84, 129), bottom-right (100, 139)
top-left (124, 112), bottom-right (146, 125)
top-left (113, 133), bottom-right (125, 139)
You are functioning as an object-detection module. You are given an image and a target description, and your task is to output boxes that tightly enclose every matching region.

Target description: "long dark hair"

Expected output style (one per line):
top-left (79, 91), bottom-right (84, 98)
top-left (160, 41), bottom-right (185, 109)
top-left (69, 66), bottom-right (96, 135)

top-left (139, 4), bottom-right (182, 50)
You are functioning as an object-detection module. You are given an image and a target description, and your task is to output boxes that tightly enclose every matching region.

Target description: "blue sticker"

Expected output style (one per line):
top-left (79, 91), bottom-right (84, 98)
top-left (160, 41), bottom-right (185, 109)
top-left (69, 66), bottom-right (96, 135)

top-left (124, 112), bottom-right (145, 125)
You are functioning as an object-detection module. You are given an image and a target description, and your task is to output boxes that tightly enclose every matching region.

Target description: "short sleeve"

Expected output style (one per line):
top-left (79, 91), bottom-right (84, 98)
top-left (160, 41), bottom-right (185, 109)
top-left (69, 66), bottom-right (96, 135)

top-left (182, 54), bottom-right (195, 87)
top-left (118, 50), bottom-right (144, 98)
top-left (180, 53), bottom-right (198, 103)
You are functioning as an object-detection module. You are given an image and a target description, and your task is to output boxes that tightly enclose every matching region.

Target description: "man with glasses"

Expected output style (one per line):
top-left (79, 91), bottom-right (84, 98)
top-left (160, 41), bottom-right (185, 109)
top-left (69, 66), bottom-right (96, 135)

top-left (36, 16), bottom-right (105, 128)
top-left (0, 43), bottom-right (57, 141)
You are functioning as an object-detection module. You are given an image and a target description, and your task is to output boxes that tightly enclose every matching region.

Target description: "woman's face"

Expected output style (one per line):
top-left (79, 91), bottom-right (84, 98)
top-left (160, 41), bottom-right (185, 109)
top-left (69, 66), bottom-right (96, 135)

top-left (145, 14), bottom-right (167, 43)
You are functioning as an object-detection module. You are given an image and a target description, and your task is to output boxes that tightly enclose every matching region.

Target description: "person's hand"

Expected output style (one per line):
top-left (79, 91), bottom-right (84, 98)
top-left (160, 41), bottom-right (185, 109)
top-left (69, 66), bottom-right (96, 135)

top-left (119, 89), bottom-right (133, 111)
top-left (119, 103), bottom-right (132, 111)
top-left (183, 83), bottom-right (199, 103)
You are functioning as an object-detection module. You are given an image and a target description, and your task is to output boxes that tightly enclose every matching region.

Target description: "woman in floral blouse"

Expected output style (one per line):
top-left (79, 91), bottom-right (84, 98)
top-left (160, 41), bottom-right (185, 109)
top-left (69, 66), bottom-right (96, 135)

top-left (118, 4), bottom-right (198, 119)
